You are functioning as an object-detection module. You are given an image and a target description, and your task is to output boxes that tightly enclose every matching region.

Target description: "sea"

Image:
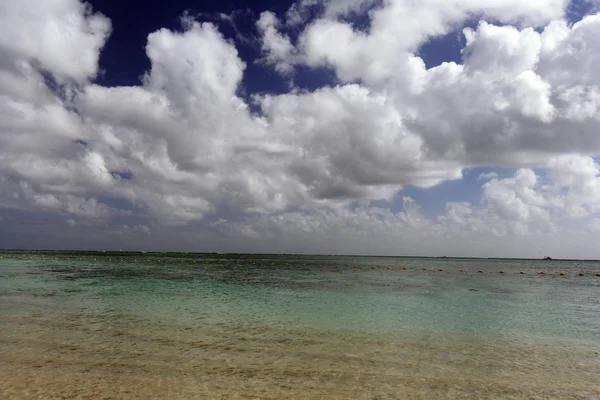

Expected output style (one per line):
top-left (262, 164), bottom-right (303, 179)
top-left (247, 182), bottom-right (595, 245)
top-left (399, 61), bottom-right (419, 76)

top-left (1, 251), bottom-right (599, 399)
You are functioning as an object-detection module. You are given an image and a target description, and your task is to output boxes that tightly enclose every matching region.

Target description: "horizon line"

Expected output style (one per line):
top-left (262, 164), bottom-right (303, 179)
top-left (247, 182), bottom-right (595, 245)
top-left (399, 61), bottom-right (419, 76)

top-left (0, 248), bottom-right (597, 262)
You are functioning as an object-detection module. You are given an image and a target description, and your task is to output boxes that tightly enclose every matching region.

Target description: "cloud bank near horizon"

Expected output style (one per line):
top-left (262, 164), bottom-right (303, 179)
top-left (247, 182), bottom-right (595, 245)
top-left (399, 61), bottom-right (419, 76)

top-left (2, 0), bottom-right (600, 257)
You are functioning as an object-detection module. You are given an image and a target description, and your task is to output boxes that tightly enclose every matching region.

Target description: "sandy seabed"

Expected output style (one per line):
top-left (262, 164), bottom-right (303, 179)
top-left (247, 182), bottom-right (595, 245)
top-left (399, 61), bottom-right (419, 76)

top-left (2, 315), bottom-right (599, 400)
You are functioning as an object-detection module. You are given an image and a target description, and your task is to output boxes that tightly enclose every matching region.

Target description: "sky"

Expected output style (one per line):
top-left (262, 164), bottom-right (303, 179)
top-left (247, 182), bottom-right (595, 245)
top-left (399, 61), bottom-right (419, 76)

top-left (2, 0), bottom-right (600, 258)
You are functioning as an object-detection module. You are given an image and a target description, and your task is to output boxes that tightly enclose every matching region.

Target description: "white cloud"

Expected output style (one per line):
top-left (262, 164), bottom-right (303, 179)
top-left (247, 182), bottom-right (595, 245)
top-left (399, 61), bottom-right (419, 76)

top-left (264, 0), bottom-right (567, 85)
top-left (257, 12), bottom-right (297, 74)
top-left (258, 84), bottom-right (463, 198)
top-left (208, 159), bottom-right (600, 256)
top-left (480, 169), bottom-right (557, 234)
top-left (0, 0), bottom-right (111, 83)
top-left (478, 172), bottom-right (499, 181)
top-left (546, 154), bottom-right (600, 217)
top-left (2, 0), bottom-right (600, 257)
top-left (462, 22), bottom-right (541, 77)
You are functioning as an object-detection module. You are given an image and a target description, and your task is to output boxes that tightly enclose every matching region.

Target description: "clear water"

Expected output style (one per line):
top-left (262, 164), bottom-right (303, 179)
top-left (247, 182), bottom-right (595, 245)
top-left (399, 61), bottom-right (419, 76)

top-left (1, 251), bottom-right (599, 399)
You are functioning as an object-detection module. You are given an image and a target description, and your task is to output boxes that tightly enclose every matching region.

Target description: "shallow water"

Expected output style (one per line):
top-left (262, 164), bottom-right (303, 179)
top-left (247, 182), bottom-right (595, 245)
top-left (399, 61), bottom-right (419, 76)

top-left (1, 251), bottom-right (600, 399)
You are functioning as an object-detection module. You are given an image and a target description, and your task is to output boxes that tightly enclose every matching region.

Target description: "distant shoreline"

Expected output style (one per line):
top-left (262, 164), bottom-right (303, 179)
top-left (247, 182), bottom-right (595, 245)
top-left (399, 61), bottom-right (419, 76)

top-left (0, 249), bottom-right (597, 262)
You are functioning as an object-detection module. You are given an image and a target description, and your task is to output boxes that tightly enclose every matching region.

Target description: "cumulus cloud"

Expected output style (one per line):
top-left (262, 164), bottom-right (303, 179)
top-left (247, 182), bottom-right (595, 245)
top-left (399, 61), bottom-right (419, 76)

top-left (257, 12), bottom-right (297, 74)
top-left (2, 0), bottom-right (600, 257)
top-left (209, 157), bottom-right (600, 257)
top-left (264, 0), bottom-right (567, 84)
top-left (0, 0), bottom-right (110, 83)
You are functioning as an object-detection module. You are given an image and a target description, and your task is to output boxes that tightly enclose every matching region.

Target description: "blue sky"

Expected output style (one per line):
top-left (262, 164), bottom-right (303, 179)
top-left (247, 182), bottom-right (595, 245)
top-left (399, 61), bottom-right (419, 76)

top-left (2, 0), bottom-right (600, 257)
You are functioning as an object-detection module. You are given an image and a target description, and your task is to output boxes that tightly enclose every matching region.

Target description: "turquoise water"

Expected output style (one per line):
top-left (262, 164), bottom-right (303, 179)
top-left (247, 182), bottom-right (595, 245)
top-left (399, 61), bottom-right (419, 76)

top-left (1, 251), bottom-right (600, 399)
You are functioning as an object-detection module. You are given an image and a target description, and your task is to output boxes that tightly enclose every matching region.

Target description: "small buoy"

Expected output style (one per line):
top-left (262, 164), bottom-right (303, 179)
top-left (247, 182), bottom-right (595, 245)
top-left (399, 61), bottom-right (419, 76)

top-left (520, 271), bottom-right (525, 274)
top-left (579, 272), bottom-right (584, 276)
top-left (66, 258), bottom-right (70, 260)
top-left (423, 268), bottom-right (427, 271)
top-left (370, 266), bottom-right (375, 269)
top-left (353, 266), bottom-right (358, 269)
top-left (93, 258), bottom-right (96, 261)
top-left (596, 273), bottom-right (600, 277)
top-left (539, 271), bottom-right (545, 275)
top-left (499, 270), bottom-right (504, 274)
top-left (559, 272), bottom-right (564, 276)
top-left (478, 270), bottom-right (483, 273)
top-left (318, 264), bottom-right (322, 267)
top-left (18, 256), bottom-right (21, 259)
top-left (439, 268), bottom-right (443, 271)
top-left (402, 267), bottom-right (407, 270)
top-left (459, 269), bottom-right (464, 272)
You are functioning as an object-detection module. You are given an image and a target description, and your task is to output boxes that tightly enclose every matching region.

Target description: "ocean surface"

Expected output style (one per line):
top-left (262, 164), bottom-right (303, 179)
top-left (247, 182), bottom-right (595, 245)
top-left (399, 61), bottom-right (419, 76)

top-left (1, 251), bottom-right (599, 399)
